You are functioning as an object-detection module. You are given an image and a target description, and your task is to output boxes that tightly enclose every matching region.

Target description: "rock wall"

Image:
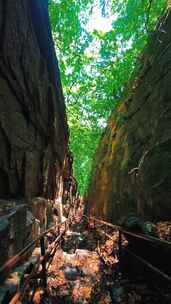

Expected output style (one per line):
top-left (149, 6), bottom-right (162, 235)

top-left (0, 0), bottom-right (73, 268)
top-left (0, 0), bottom-right (69, 200)
top-left (86, 12), bottom-right (171, 223)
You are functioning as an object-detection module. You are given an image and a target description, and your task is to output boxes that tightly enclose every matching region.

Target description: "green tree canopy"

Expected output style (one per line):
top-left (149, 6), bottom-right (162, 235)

top-left (49, 0), bottom-right (166, 195)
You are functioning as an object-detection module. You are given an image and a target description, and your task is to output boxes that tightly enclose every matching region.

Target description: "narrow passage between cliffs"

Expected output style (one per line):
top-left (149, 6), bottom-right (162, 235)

top-left (5, 206), bottom-right (171, 304)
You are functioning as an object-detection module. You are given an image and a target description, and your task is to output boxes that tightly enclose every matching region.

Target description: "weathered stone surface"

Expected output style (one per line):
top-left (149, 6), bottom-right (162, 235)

top-left (86, 12), bottom-right (171, 222)
top-left (0, 0), bottom-right (75, 275)
top-left (0, 0), bottom-right (68, 200)
top-left (0, 216), bottom-right (9, 267)
top-left (0, 201), bottom-right (27, 266)
top-left (29, 197), bottom-right (49, 231)
top-left (25, 210), bottom-right (40, 244)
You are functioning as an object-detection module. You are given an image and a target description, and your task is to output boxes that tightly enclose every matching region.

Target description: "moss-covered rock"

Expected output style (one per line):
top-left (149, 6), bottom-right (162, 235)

top-left (86, 12), bottom-right (171, 223)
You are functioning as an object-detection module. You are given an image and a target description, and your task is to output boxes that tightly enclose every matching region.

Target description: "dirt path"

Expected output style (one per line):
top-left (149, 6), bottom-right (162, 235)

top-left (45, 225), bottom-right (118, 303)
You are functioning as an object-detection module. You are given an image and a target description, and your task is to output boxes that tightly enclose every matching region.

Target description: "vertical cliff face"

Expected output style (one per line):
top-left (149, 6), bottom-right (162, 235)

top-left (0, 1), bottom-right (75, 266)
top-left (0, 0), bottom-right (68, 200)
top-left (86, 12), bottom-right (171, 222)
